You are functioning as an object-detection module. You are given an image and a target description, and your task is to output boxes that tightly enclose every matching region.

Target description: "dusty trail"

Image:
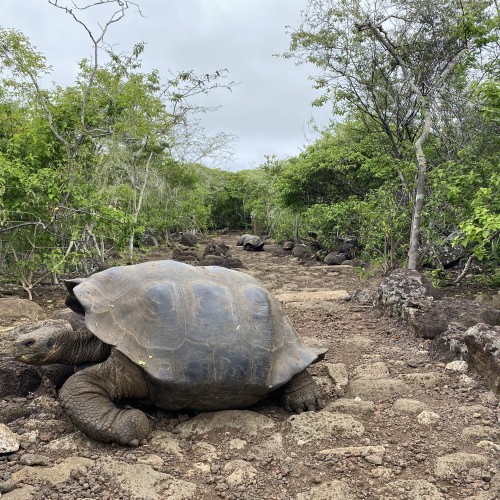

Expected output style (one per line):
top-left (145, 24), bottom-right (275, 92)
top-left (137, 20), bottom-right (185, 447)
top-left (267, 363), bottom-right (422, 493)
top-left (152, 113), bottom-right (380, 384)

top-left (0, 235), bottom-right (499, 499)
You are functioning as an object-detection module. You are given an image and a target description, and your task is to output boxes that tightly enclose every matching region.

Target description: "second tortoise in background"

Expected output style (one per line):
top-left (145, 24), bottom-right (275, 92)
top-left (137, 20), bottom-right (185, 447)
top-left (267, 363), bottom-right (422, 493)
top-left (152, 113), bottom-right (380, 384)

top-left (236, 234), bottom-right (265, 251)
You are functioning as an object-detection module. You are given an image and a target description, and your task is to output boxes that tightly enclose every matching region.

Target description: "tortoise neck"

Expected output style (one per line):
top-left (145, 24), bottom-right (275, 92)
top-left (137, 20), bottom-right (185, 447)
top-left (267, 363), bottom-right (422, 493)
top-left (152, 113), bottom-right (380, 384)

top-left (53, 330), bottom-right (112, 365)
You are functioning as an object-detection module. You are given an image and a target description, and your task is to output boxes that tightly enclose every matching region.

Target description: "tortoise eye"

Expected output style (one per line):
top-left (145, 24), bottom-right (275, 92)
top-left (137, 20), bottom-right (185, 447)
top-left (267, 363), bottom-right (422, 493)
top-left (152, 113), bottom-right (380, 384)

top-left (23, 340), bottom-right (35, 348)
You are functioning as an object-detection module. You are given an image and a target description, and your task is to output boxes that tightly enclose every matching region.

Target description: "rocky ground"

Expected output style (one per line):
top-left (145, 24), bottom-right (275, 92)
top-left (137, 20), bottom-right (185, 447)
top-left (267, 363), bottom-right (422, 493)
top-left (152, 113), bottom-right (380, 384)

top-left (0, 234), bottom-right (499, 500)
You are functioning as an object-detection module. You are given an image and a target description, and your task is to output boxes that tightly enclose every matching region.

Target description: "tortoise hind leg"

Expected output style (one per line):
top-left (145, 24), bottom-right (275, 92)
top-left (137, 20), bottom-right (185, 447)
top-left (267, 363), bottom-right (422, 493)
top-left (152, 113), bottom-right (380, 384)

top-left (279, 370), bottom-right (325, 413)
top-left (59, 351), bottom-right (151, 446)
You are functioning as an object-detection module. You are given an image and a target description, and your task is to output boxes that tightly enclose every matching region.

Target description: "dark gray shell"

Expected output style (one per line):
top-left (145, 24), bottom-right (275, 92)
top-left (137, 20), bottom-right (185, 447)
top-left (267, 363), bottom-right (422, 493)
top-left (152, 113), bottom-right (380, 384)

top-left (244, 236), bottom-right (264, 250)
top-left (71, 260), bottom-right (326, 409)
top-left (236, 234), bottom-right (253, 246)
top-left (237, 234), bottom-right (264, 250)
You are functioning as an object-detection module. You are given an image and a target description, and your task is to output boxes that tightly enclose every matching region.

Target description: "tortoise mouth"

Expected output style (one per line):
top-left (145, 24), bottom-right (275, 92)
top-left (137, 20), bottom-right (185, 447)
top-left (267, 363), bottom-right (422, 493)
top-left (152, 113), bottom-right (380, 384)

top-left (13, 347), bottom-right (50, 365)
top-left (14, 353), bottom-right (30, 363)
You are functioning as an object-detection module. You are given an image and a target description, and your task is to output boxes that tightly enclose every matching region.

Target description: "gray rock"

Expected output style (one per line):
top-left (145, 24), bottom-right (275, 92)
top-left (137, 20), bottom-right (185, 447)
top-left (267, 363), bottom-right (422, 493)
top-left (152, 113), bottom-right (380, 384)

top-left (223, 459), bottom-right (257, 487)
top-left (12, 457), bottom-right (95, 484)
top-left (445, 360), bottom-right (469, 373)
top-left (172, 247), bottom-right (202, 262)
top-left (202, 240), bottom-right (229, 257)
top-left (351, 362), bottom-right (389, 380)
top-left (0, 423), bottom-right (20, 453)
top-left (324, 363), bottom-right (349, 394)
top-left (461, 425), bottom-right (500, 442)
top-left (296, 480), bottom-right (355, 500)
top-left (435, 452), bottom-right (491, 479)
top-left (19, 453), bottom-right (50, 466)
top-left (392, 398), bottom-right (429, 415)
top-left (342, 258), bottom-right (368, 268)
top-left (327, 399), bottom-right (375, 418)
top-left (465, 323), bottom-right (500, 394)
top-left (324, 251), bottom-right (347, 265)
top-left (378, 269), bottom-right (441, 319)
top-left (465, 472), bottom-right (500, 500)
top-left (458, 404), bottom-right (495, 418)
top-left (350, 289), bottom-right (378, 306)
top-left (0, 479), bottom-right (17, 494)
top-left (249, 433), bottom-right (286, 462)
top-left (402, 372), bottom-right (448, 388)
top-left (377, 479), bottom-right (444, 499)
top-left (0, 358), bottom-right (42, 398)
top-left (286, 411), bottom-right (364, 445)
top-left (407, 297), bottom-right (500, 340)
top-left (0, 298), bottom-right (45, 323)
top-left (176, 410), bottom-right (276, 439)
top-left (318, 444), bottom-right (385, 458)
top-left (197, 254), bottom-right (244, 268)
top-left (348, 378), bottom-right (411, 401)
top-left (417, 410), bottom-right (441, 425)
top-left (179, 232), bottom-right (198, 247)
top-left (99, 459), bottom-right (199, 499)
top-left (292, 244), bottom-right (314, 260)
top-left (429, 323), bottom-right (468, 362)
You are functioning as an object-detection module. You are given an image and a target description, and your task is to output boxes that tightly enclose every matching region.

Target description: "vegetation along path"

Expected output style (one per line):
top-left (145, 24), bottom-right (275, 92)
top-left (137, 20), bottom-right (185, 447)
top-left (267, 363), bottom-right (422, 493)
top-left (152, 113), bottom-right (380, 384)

top-left (0, 235), bottom-right (499, 499)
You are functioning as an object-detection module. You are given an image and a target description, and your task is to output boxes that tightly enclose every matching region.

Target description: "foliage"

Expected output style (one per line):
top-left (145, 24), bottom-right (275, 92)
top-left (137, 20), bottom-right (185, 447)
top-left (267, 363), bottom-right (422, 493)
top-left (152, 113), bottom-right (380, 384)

top-left (284, 0), bottom-right (499, 269)
top-left (0, 15), bottom-right (236, 284)
top-left (454, 174), bottom-right (500, 261)
top-left (276, 122), bottom-right (398, 211)
top-left (0, 1), bottom-right (499, 290)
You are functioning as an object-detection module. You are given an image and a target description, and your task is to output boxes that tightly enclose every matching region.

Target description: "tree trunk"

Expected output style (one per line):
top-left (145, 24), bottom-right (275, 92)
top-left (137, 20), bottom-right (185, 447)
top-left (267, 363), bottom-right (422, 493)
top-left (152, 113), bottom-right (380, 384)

top-left (252, 215), bottom-right (260, 236)
top-left (355, 23), bottom-right (468, 270)
top-left (128, 152), bottom-right (153, 260)
top-left (408, 107), bottom-right (432, 269)
top-left (293, 213), bottom-right (300, 243)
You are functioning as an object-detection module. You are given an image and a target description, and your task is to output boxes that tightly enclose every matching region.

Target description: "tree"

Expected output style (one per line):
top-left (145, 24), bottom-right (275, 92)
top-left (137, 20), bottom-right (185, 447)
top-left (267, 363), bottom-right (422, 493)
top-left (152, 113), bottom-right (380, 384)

top-left (285, 0), bottom-right (499, 268)
top-left (0, 0), bottom-right (237, 286)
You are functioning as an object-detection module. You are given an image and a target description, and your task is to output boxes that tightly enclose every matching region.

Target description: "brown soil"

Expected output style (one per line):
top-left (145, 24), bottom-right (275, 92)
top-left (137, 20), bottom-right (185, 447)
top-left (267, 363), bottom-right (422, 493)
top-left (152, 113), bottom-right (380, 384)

top-left (1, 233), bottom-right (499, 499)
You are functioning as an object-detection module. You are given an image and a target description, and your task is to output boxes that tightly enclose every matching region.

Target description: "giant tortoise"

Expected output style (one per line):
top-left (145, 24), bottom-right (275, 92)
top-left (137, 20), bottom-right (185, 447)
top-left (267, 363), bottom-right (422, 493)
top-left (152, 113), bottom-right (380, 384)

top-left (236, 234), bottom-right (265, 251)
top-left (15, 260), bottom-right (327, 446)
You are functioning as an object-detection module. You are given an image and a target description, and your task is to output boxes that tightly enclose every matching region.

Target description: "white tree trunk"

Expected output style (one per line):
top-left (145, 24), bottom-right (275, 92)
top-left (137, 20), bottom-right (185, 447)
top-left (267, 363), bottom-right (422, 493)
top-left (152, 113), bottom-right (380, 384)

top-left (408, 108), bottom-right (432, 269)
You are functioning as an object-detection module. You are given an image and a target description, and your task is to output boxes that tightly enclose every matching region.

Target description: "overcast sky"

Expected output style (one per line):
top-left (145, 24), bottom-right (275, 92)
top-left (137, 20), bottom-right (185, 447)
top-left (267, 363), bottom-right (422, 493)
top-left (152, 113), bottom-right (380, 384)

top-left (2, 0), bottom-right (332, 171)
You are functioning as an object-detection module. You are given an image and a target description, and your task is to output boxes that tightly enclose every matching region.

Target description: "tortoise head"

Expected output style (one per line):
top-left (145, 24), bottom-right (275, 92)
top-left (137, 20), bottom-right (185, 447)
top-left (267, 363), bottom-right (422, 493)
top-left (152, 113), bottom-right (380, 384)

top-left (14, 320), bottom-right (74, 365)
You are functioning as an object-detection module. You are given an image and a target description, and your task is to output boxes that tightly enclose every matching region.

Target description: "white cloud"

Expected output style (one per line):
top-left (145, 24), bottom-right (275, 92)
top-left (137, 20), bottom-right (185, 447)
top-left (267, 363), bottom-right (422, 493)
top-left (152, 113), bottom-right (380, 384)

top-left (2, 0), bottom-right (331, 170)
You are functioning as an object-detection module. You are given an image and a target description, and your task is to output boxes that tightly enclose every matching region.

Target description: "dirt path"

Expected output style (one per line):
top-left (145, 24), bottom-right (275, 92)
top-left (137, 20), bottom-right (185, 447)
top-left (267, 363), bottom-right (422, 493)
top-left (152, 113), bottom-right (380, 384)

top-left (1, 235), bottom-right (499, 499)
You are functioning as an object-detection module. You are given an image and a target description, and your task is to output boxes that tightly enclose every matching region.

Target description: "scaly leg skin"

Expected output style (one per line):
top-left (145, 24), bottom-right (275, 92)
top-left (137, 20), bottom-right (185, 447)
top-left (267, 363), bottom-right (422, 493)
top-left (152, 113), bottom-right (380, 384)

top-left (280, 370), bottom-right (325, 413)
top-left (58, 351), bottom-right (151, 446)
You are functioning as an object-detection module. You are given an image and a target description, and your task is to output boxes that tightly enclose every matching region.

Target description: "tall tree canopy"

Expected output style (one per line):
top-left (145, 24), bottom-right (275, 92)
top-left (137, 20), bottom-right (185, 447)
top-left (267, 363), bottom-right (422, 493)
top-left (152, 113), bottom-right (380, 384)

top-left (284, 0), bottom-right (499, 268)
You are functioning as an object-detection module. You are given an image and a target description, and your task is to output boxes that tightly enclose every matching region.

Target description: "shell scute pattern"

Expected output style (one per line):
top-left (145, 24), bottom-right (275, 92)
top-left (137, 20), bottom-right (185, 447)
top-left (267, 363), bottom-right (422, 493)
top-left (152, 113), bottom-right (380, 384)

top-left (72, 260), bottom-right (321, 396)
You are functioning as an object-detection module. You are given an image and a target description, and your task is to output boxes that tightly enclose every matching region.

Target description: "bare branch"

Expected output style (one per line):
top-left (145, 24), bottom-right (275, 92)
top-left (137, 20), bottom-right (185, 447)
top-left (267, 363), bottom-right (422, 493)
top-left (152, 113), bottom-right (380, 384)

top-left (47, 0), bottom-right (140, 136)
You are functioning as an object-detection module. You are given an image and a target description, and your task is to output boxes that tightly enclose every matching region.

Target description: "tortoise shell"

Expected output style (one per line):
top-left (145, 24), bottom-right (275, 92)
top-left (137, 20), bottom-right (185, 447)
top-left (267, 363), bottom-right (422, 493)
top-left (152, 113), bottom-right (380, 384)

top-left (69, 260), bottom-right (326, 409)
top-left (236, 234), bottom-right (253, 245)
top-left (237, 234), bottom-right (264, 250)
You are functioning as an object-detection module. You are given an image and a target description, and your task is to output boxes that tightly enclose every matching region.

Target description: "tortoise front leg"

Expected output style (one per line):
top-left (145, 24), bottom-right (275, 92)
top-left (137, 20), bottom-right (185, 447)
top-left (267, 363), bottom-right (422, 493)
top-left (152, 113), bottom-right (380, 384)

top-left (58, 351), bottom-right (151, 446)
top-left (279, 370), bottom-right (325, 413)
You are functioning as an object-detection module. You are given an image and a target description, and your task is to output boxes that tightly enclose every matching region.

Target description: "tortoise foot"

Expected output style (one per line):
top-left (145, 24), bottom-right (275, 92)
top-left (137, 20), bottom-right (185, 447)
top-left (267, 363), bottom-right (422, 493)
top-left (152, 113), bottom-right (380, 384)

top-left (109, 408), bottom-right (151, 446)
top-left (280, 370), bottom-right (325, 413)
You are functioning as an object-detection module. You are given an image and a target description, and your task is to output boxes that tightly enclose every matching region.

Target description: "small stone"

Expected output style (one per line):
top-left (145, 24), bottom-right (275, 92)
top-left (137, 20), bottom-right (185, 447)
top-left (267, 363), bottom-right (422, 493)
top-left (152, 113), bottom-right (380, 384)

top-left (417, 411), bottom-right (440, 426)
top-left (476, 441), bottom-right (500, 452)
top-left (0, 480), bottom-right (16, 494)
top-left (0, 423), bottom-right (20, 453)
top-left (364, 454), bottom-right (384, 465)
top-left (445, 360), bottom-right (468, 373)
top-left (20, 453), bottom-right (50, 466)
